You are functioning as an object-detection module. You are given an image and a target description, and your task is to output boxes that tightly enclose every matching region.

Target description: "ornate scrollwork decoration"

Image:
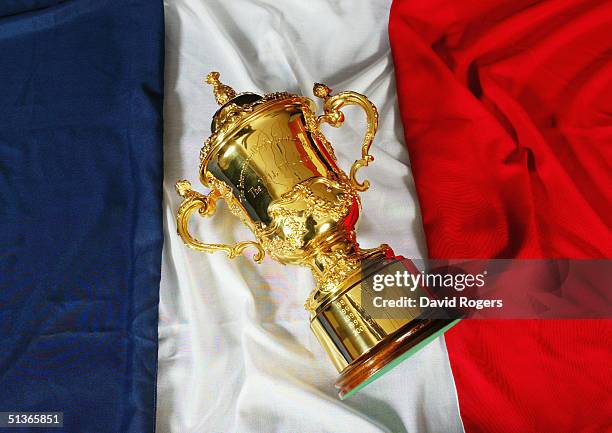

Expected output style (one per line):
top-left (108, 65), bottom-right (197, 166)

top-left (175, 179), bottom-right (265, 263)
top-left (313, 83), bottom-right (378, 192)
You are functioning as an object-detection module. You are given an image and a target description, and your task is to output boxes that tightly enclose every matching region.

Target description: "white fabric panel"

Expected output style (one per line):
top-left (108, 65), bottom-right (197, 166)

top-left (159, 1), bottom-right (464, 432)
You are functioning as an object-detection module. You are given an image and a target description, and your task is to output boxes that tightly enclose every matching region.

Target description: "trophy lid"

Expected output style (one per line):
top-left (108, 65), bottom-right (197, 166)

top-left (200, 72), bottom-right (295, 169)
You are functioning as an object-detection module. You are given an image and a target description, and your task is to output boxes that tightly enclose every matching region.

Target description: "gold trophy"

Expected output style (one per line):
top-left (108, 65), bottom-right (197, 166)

top-left (175, 72), bottom-right (457, 398)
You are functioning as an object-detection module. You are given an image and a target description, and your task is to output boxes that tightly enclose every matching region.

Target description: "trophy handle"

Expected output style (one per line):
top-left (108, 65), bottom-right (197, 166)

top-left (174, 180), bottom-right (265, 263)
top-left (313, 83), bottom-right (379, 192)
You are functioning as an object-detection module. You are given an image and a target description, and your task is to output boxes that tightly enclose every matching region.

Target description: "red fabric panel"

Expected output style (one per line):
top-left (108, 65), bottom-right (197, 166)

top-left (389, 1), bottom-right (612, 432)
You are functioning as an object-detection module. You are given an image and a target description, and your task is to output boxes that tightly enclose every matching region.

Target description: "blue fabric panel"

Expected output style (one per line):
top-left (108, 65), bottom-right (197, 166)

top-left (0, 1), bottom-right (164, 432)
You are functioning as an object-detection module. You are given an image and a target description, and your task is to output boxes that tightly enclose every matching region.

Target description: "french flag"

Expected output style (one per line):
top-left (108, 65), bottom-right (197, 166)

top-left (1, 1), bottom-right (610, 432)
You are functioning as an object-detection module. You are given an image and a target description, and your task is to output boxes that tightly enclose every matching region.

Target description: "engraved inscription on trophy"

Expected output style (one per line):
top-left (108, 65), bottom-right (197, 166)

top-left (248, 184), bottom-right (262, 198)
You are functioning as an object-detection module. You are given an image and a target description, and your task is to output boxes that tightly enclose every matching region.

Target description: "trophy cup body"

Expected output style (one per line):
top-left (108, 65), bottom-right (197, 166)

top-left (176, 73), bottom-right (455, 398)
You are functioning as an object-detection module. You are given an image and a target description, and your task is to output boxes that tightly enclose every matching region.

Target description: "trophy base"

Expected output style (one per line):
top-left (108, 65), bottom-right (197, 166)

top-left (309, 249), bottom-right (461, 398)
top-left (335, 318), bottom-right (460, 399)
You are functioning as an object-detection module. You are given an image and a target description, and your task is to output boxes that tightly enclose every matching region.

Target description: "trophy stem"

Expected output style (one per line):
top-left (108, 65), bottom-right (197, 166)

top-left (303, 240), bottom-right (391, 314)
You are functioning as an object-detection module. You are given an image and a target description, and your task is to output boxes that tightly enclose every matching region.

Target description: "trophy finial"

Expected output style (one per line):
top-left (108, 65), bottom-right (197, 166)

top-left (206, 71), bottom-right (236, 105)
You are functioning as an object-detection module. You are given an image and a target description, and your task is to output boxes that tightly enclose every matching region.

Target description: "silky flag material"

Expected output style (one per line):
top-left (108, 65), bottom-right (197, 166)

top-left (390, 0), bottom-right (612, 431)
top-left (0, 1), bottom-right (164, 432)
